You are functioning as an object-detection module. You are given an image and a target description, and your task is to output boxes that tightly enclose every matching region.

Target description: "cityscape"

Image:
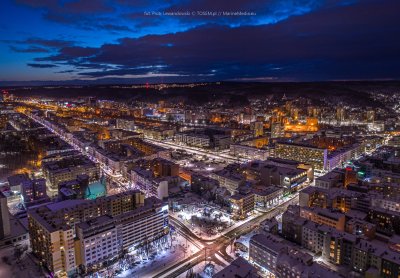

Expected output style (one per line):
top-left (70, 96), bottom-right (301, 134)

top-left (1, 1), bottom-right (400, 278)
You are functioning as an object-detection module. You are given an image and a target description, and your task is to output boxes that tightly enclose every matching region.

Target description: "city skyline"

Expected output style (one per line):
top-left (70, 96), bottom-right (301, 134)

top-left (1, 1), bottom-right (400, 278)
top-left (1, 0), bottom-right (400, 83)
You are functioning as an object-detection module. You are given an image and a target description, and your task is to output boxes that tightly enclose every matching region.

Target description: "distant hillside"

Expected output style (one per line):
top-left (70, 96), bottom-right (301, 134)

top-left (1, 81), bottom-right (399, 108)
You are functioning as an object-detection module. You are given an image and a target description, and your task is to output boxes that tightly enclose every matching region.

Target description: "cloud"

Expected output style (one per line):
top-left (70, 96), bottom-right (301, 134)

top-left (55, 69), bottom-right (76, 73)
top-left (24, 38), bottom-right (76, 48)
top-left (17, 0), bottom-right (123, 33)
top-left (27, 63), bottom-right (58, 68)
top-left (98, 24), bottom-right (132, 32)
top-left (34, 46), bottom-right (99, 64)
top-left (14, 0), bottom-right (400, 81)
top-left (16, 0), bottom-right (113, 13)
top-left (10, 46), bottom-right (49, 53)
top-left (62, 0), bottom-right (114, 14)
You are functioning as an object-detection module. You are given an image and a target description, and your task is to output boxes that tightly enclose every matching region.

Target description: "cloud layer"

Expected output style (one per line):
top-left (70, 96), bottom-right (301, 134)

top-left (2, 0), bottom-right (400, 81)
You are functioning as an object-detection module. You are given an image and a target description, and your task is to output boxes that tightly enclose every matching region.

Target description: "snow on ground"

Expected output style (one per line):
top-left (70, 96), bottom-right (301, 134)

top-left (225, 230), bottom-right (258, 261)
top-left (171, 207), bottom-right (261, 241)
top-left (177, 260), bottom-right (225, 278)
top-left (0, 245), bottom-right (49, 278)
top-left (87, 231), bottom-right (201, 278)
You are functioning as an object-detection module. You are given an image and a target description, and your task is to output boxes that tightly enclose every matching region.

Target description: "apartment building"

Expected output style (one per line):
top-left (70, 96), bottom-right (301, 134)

top-left (75, 196), bottom-right (168, 272)
top-left (42, 155), bottom-right (100, 191)
top-left (249, 233), bottom-right (286, 273)
top-left (275, 142), bottom-right (328, 171)
top-left (175, 132), bottom-right (211, 148)
top-left (210, 169), bottom-right (245, 195)
top-left (300, 207), bottom-right (346, 231)
top-left (28, 190), bottom-right (168, 277)
top-left (230, 188), bottom-right (255, 219)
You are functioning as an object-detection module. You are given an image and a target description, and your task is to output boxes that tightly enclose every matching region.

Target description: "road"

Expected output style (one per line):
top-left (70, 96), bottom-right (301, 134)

top-left (23, 112), bottom-right (127, 191)
top-left (24, 111), bottom-right (299, 277)
top-left (144, 138), bottom-right (248, 164)
top-left (153, 195), bottom-right (299, 278)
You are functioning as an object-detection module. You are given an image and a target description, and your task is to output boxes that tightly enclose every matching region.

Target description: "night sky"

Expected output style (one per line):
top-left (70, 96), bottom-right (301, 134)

top-left (1, 0), bottom-right (399, 83)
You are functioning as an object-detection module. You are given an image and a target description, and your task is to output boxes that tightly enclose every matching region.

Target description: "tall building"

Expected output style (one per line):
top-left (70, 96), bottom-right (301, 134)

top-left (253, 121), bottom-right (264, 137)
top-left (0, 192), bottom-right (10, 239)
top-left (230, 188), bottom-right (255, 219)
top-left (0, 114), bottom-right (8, 129)
top-left (290, 108), bottom-right (299, 120)
top-left (28, 190), bottom-right (168, 277)
top-left (366, 109), bottom-right (375, 123)
top-left (336, 107), bottom-right (346, 122)
top-left (271, 122), bottom-right (284, 138)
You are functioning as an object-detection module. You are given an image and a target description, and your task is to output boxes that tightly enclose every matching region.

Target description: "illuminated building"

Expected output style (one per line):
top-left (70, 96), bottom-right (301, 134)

top-left (276, 248), bottom-right (341, 278)
top-left (210, 169), bottom-right (245, 195)
top-left (175, 132), bottom-right (210, 148)
top-left (344, 168), bottom-right (358, 187)
top-left (116, 118), bottom-right (135, 131)
top-left (178, 168), bottom-right (192, 184)
top-left (323, 229), bottom-right (357, 266)
top-left (125, 138), bottom-right (169, 157)
top-left (300, 207), bottom-right (345, 231)
top-left (76, 197), bottom-right (167, 273)
top-left (28, 190), bottom-right (168, 277)
top-left (381, 255), bottom-right (400, 278)
top-left (336, 107), bottom-right (346, 122)
top-left (139, 126), bottom-right (175, 140)
top-left (315, 170), bottom-right (343, 189)
top-left (275, 139), bottom-right (362, 172)
top-left (307, 107), bottom-right (320, 118)
top-left (284, 119), bottom-right (319, 133)
top-left (58, 175), bottom-right (107, 201)
top-left (0, 192), bottom-right (29, 247)
top-left (230, 144), bottom-right (269, 160)
top-left (0, 114), bottom-right (7, 129)
top-left (253, 186), bottom-right (283, 208)
top-left (252, 121), bottom-right (264, 137)
top-left (230, 188), bottom-right (255, 219)
top-left (130, 167), bottom-right (170, 199)
top-left (243, 159), bottom-right (312, 193)
top-left (275, 143), bottom-right (328, 170)
top-left (21, 178), bottom-right (48, 207)
top-left (249, 233), bottom-right (286, 274)
top-left (42, 155), bottom-right (100, 192)
top-left (299, 186), bottom-right (329, 208)
top-left (275, 142), bottom-right (327, 171)
top-left (352, 239), bottom-right (386, 274)
top-left (366, 109), bottom-right (375, 123)
top-left (0, 192), bottom-right (10, 240)
top-left (290, 108), bottom-right (299, 120)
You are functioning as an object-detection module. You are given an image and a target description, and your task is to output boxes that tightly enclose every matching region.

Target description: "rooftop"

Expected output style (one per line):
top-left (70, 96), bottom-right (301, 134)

top-left (213, 257), bottom-right (260, 278)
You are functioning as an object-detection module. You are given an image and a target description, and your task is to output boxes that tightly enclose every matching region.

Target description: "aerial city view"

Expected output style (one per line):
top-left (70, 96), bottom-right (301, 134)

top-left (1, 0), bottom-right (400, 278)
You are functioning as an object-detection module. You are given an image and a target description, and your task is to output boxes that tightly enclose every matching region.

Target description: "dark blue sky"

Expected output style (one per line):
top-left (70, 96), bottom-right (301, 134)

top-left (1, 0), bottom-right (399, 83)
